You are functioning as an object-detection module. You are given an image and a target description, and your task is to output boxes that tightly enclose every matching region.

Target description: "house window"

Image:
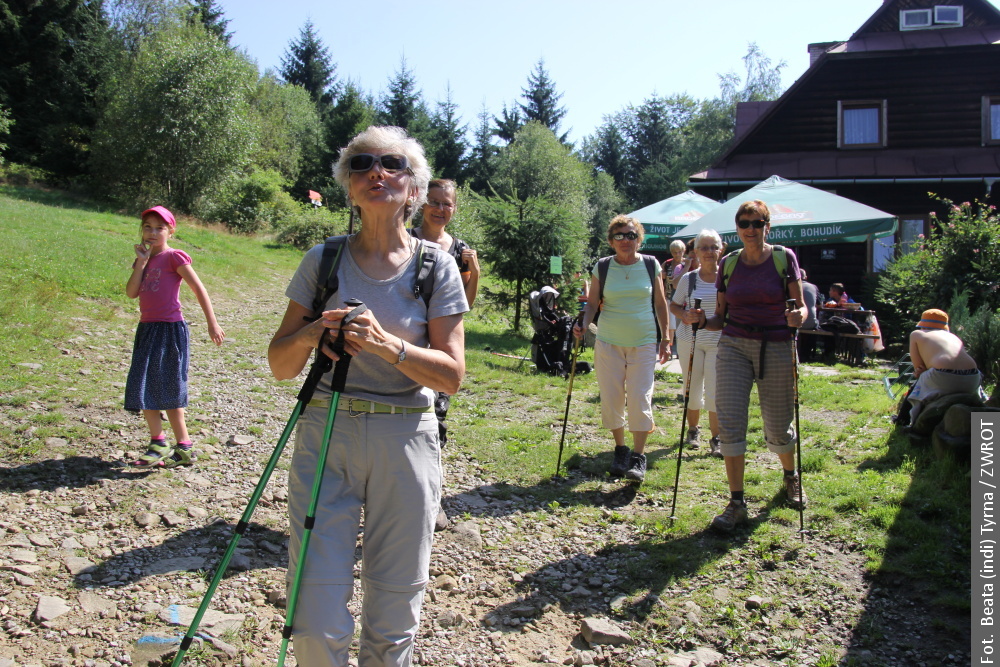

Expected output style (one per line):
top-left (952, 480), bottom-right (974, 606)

top-left (934, 5), bottom-right (963, 25)
top-left (838, 101), bottom-right (886, 148)
top-left (984, 96), bottom-right (1000, 145)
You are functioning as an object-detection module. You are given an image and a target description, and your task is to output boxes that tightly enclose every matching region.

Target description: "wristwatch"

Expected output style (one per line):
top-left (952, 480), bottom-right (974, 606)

top-left (391, 338), bottom-right (406, 366)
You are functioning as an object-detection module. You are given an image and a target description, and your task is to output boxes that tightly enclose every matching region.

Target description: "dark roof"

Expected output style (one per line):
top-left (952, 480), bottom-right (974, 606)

top-left (690, 146), bottom-right (1000, 182)
top-left (851, 0), bottom-right (1000, 38)
top-left (832, 25), bottom-right (1000, 53)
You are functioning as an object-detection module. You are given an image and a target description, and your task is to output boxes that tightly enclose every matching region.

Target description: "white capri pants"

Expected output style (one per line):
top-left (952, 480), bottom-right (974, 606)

top-left (287, 401), bottom-right (441, 667)
top-left (594, 339), bottom-right (657, 433)
top-left (714, 335), bottom-right (796, 458)
top-left (676, 335), bottom-right (718, 412)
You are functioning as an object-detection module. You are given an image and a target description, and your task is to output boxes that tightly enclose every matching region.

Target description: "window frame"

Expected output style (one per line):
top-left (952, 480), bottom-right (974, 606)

top-left (837, 100), bottom-right (887, 149)
top-left (899, 8), bottom-right (933, 29)
top-left (934, 5), bottom-right (964, 26)
top-left (983, 96), bottom-right (1000, 146)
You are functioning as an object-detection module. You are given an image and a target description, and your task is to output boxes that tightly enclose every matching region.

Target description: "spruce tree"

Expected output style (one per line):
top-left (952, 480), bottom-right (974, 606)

top-left (466, 104), bottom-right (498, 193)
top-left (280, 20), bottom-right (337, 107)
top-left (187, 0), bottom-right (231, 44)
top-left (518, 59), bottom-right (569, 142)
top-left (492, 103), bottom-right (522, 144)
top-left (378, 57), bottom-right (426, 130)
top-left (429, 84), bottom-right (467, 181)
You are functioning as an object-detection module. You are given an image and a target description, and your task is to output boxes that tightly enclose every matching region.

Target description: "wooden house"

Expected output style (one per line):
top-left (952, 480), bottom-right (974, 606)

top-left (689, 0), bottom-right (1000, 300)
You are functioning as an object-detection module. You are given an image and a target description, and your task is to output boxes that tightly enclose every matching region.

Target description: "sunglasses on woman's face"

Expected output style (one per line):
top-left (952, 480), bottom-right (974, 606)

top-left (736, 218), bottom-right (767, 229)
top-left (612, 231), bottom-right (639, 241)
top-left (348, 153), bottom-right (410, 173)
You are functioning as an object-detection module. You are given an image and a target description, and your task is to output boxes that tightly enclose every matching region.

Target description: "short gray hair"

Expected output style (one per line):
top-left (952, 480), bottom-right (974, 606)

top-left (694, 229), bottom-right (723, 250)
top-left (333, 126), bottom-right (432, 222)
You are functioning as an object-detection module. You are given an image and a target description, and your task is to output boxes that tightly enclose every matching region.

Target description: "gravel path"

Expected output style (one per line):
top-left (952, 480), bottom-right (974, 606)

top-left (0, 276), bottom-right (970, 667)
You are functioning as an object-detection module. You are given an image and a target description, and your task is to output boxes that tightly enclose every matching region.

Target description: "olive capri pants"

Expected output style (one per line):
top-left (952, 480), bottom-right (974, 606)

top-left (715, 335), bottom-right (796, 458)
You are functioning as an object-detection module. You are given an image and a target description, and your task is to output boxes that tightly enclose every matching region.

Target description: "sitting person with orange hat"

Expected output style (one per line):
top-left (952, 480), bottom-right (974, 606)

top-left (896, 308), bottom-right (984, 427)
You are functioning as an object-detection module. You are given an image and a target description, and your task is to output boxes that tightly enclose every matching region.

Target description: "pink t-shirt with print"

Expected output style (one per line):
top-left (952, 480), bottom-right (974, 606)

top-left (138, 248), bottom-right (192, 323)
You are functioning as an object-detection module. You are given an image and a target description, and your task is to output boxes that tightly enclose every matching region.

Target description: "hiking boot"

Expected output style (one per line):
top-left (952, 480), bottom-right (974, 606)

top-left (711, 500), bottom-right (749, 532)
top-left (709, 436), bottom-right (723, 459)
top-left (624, 453), bottom-right (647, 483)
top-left (683, 426), bottom-right (700, 448)
top-left (609, 445), bottom-right (631, 477)
top-left (784, 473), bottom-right (808, 509)
top-left (162, 446), bottom-right (196, 469)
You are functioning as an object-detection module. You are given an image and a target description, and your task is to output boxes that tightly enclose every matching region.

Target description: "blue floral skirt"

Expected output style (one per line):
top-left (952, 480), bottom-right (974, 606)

top-left (124, 320), bottom-right (189, 412)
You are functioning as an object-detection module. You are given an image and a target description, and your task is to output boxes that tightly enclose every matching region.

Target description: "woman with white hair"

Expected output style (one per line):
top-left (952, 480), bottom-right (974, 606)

top-left (269, 126), bottom-right (468, 665)
top-left (670, 229), bottom-right (724, 457)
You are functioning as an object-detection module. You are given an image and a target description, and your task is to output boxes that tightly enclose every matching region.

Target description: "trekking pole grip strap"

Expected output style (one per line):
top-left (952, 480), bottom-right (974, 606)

top-left (330, 300), bottom-right (368, 393)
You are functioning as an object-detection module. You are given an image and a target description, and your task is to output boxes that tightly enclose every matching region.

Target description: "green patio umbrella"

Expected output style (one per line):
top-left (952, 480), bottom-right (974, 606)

top-left (673, 175), bottom-right (897, 249)
top-left (626, 190), bottom-right (721, 251)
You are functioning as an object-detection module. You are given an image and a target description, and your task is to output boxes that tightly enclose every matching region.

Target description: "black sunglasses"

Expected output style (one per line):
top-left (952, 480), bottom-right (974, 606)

top-left (348, 153), bottom-right (410, 173)
top-left (736, 218), bottom-right (767, 229)
top-left (612, 232), bottom-right (639, 241)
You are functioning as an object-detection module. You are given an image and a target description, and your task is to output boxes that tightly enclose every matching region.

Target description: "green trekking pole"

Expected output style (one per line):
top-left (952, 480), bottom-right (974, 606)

top-left (169, 299), bottom-right (367, 667)
top-left (277, 298), bottom-right (367, 666)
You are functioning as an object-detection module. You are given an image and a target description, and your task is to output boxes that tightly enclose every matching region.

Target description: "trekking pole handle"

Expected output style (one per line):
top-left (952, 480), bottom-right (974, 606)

top-left (786, 299), bottom-right (799, 329)
top-left (691, 298), bottom-right (702, 334)
top-left (329, 299), bottom-right (367, 393)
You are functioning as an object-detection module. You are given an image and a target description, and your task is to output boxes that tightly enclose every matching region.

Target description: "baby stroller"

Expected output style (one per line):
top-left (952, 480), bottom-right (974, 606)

top-left (528, 287), bottom-right (576, 377)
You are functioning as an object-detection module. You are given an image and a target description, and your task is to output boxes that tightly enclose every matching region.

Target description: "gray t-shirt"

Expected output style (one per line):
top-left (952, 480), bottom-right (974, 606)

top-left (285, 240), bottom-right (468, 407)
top-left (802, 281), bottom-right (819, 330)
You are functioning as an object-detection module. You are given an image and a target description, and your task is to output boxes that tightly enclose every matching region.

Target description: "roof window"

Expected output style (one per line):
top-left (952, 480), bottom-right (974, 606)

top-left (900, 6), bottom-right (964, 30)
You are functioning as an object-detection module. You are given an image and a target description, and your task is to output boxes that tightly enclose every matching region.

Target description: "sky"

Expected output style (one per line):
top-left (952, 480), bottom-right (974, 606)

top-left (217, 0), bottom-right (886, 146)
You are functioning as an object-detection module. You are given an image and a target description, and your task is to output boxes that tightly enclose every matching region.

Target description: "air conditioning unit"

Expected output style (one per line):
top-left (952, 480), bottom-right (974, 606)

top-left (900, 8), bottom-right (933, 29)
top-left (935, 5), bottom-right (964, 25)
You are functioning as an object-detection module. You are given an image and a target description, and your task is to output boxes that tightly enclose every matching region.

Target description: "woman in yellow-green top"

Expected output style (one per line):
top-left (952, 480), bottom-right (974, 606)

top-left (573, 215), bottom-right (670, 483)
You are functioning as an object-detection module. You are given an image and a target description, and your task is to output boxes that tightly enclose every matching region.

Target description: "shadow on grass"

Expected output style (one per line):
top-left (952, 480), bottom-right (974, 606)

top-left (841, 425), bottom-right (970, 665)
top-left (0, 455), bottom-right (154, 493)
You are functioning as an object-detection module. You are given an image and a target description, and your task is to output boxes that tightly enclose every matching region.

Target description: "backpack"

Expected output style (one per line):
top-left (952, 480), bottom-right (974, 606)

top-left (308, 235), bottom-right (437, 321)
top-left (719, 245), bottom-right (792, 295)
top-left (820, 315), bottom-right (862, 335)
top-left (595, 254), bottom-right (662, 342)
top-left (410, 228), bottom-right (470, 273)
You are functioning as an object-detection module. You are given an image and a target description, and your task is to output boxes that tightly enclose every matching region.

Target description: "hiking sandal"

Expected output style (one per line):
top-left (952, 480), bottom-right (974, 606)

top-left (162, 447), bottom-right (196, 468)
top-left (131, 441), bottom-right (174, 467)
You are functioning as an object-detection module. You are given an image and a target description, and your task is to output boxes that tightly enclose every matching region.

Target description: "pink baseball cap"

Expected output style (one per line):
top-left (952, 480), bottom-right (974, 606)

top-left (141, 205), bottom-right (176, 228)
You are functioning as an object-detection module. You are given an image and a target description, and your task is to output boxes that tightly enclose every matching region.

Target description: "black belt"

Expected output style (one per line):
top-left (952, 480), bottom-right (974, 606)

top-left (725, 318), bottom-right (791, 380)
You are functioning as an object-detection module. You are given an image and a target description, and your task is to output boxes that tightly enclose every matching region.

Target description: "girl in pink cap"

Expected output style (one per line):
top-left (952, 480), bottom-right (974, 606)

top-left (125, 206), bottom-right (225, 467)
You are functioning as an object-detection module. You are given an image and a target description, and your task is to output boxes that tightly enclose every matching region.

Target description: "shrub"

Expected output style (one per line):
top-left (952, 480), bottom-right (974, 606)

top-left (947, 290), bottom-right (1000, 385)
top-left (273, 206), bottom-right (349, 250)
top-left (211, 169), bottom-right (297, 235)
top-left (0, 163), bottom-right (56, 188)
top-left (875, 198), bottom-right (1000, 346)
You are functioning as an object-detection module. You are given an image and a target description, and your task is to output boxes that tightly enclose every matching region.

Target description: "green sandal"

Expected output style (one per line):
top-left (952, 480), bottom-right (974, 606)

top-left (162, 447), bottom-right (196, 468)
top-left (132, 440), bottom-right (174, 467)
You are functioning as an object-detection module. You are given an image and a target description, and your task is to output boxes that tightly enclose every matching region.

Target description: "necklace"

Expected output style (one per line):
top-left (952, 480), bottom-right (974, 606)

top-left (619, 256), bottom-right (639, 279)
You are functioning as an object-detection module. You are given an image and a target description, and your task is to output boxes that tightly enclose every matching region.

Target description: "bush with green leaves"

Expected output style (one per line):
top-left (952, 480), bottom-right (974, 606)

top-left (0, 105), bottom-right (12, 165)
top-left (875, 198), bottom-right (1000, 347)
top-left (273, 206), bottom-right (349, 250)
top-left (210, 168), bottom-right (298, 235)
top-left (945, 290), bottom-right (1000, 386)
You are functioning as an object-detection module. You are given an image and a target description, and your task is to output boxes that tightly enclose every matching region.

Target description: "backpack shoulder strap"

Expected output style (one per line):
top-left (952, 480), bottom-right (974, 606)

top-left (309, 235), bottom-right (348, 321)
top-left (687, 270), bottom-right (697, 305)
top-left (413, 240), bottom-right (437, 307)
top-left (719, 249), bottom-right (742, 293)
top-left (596, 256), bottom-right (612, 303)
top-left (771, 244), bottom-right (792, 298)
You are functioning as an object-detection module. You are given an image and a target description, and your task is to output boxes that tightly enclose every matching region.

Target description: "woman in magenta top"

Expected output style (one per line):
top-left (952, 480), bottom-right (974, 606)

top-left (698, 200), bottom-right (807, 532)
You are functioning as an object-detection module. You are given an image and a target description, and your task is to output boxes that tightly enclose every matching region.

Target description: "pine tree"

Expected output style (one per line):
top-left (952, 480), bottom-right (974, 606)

top-left (466, 104), bottom-right (498, 193)
top-left (428, 84), bottom-right (467, 181)
top-left (378, 57), bottom-right (426, 130)
top-left (0, 0), bottom-right (116, 176)
top-left (493, 103), bottom-right (522, 144)
top-left (187, 0), bottom-right (231, 44)
top-left (518, 59), bottom-right (568, 142)
top-left (280, 20), bottom-right (337, 107)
